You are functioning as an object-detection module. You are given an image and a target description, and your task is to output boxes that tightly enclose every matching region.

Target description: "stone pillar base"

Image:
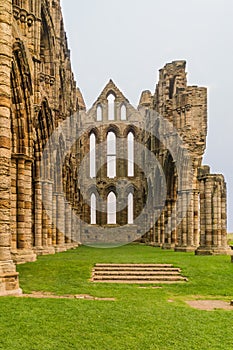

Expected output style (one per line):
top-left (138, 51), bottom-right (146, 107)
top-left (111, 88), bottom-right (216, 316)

top-left (0, 261), bottom-right (22, 296)
top-left (162, 243), bottom-right (175, 250)
top-left (55, 246), bottom-right (69, 253)
top-left (65, 243), bottom-right (79, 250)
top-left (33, 247), bottom-right (56, 256)
top-left (175, 246), bottom-right (197, 253)
top-left (195, 246), bottom-right (233, 256)
top-left (11, 250), bottom-right (37, 264)
top-left (150, 242), bottom-right (162, 248)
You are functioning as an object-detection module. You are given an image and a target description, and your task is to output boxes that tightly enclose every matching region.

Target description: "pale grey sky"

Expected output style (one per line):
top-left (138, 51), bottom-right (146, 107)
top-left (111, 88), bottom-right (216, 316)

top-left (61, 0), bottom-right (233, 231)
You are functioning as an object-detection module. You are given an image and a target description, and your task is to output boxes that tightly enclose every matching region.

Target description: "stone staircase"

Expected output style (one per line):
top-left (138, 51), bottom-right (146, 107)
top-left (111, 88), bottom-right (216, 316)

top-left (91, 263), bottom-right (188, 284)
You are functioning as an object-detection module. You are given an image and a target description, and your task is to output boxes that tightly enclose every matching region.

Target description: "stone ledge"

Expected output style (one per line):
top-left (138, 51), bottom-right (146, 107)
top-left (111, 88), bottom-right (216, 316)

top-left (1, 272), bottom-right (19, 278)
top-left (0, 288), bottom-right (22, 297)
top-left (195, 246), bottom-right (233, 256)
top-left (33, 247), bottom-right (56, 256)
top-left (162, 243), bottom-right (175, 250)
top-left (175, 246), bottom-right (197, 253)
top-left (11, 249), bottom-right (37, 264)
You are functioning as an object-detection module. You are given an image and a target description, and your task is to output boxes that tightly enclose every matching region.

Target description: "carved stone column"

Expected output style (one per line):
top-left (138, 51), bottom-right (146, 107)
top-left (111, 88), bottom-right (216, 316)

top-left (196, 173), bottom-right (232, 255)
top-left (175, 190), bottom-right (196, 252)
top-left (221, 181), bottom-right (228, 247)
top-left (41, 180), bottom-right (55, 255)
top-left (72, 205), bottom-right (80, 246)
top-left (0, 0), bottom-right (21, 295)
top-left (160, 211), bottom-right (165, 245)
top-left (52, 192), bottom-right (57, 246)
top-left (16, 157), bottom-right (25, 249)
top-left (187, 191), bottom-right (195, 248)
top-left (10, 157), bottom-right (17, 250)
top-left (171, 200), bottom-right (177, 246)
top-left (56, 193), bottom-right (66, 252)
top-left (11, 155), bottom-right (36, 263)
top-left (154, 214), bottom-right (161, 247)
top-left (34, 179), bottom-right (43, 250)
top-left (65, 200), bottom-right (72, 244)
top-left (162, 200), bottom-right (174, 249)
top-left (193, 189), bottom-right (200, 247)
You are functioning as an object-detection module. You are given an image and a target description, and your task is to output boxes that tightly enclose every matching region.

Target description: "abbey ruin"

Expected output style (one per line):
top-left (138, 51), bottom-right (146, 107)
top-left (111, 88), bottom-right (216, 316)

top-left (0, 0), bottom-right (231, 296)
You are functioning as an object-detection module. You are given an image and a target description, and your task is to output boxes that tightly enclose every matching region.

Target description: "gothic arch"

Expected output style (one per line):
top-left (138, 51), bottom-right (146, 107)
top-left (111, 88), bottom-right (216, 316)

top-left (88, 127), bottom-right (100, 141)
top-left (128, 192), bottom-right (134, 224)
top-left (87, 185), bottom-right (100, 197)
top-left (125, 184), bottom-right (138, 196)
top-left (89, 132), bottom-right (96, 178)
top-left (96, 104), bottom-right (103, 121)
top-left (120, 103), bottom-right (127, 120)
top-left (10, 39), bottom-right (34, 252)
top-left (106, 90), bottom-right (117, 99)
top-left (36, 99), bottom-right (54, 151)
top-left (11, 39), bottom-right (33, 156)
top-left (123, 125), bottom-right (138, 139)
top-left (163, 152), bottom-right (176, 198)
top-left (107, 191), bottom-right (117, 224)
top-left (40, 3), bottom-right (56, 77)
top-left (104, 185), bottom-right (117, 199)
top-left (105, 124), bottom-right (121, 138)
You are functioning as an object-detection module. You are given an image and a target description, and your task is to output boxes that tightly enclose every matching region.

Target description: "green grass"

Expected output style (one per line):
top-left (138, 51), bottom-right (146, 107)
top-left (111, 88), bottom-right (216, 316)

top-left (1, 244), bottom-right (233, 350)
top-left (227, 233), bottom-right (233, 246)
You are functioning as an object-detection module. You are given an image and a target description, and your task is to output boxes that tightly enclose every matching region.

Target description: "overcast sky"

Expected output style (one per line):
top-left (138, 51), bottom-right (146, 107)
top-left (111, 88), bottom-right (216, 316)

top-left (61, 0), bottom-right (233, 231)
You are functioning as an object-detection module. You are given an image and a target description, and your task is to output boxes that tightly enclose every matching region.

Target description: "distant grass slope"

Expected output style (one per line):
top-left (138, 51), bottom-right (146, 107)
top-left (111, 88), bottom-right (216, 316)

top-left (227, 233), bottom-right (233, 245)
top-left (1, 245), bottom-right (233, 350)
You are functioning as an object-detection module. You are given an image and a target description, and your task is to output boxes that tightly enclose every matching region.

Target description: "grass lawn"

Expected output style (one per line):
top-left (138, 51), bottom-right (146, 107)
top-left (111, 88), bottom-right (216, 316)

top-left (1, 244), bottom-right (233, 350)
top-left (227, 233), bottom-right (233, 246)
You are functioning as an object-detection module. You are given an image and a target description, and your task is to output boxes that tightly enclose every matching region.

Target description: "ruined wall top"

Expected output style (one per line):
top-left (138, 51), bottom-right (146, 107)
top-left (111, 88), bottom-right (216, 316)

top-left (153, 60), bottom-right (208, 160)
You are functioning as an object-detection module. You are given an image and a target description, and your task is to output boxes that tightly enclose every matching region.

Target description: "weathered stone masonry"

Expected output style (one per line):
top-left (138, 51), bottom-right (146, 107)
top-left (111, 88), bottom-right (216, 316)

top-left (0, 0), bottom-right (82, 296)
top-left (77, 62), bottom-right (230, 255)
top-left (0, 1), bottom-right (231, 296)
top-left (140, 61), bottom-right (230, 255)
top-left (0, 0), bottom-right (22, 296)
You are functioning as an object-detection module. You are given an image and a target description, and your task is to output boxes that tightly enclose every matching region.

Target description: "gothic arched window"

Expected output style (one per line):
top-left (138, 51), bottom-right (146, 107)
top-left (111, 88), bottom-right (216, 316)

top-left (90, 133), bottom-right (96, 178)
top-left (107, 94), bottom-right (115, 121)
top-left (107, 131), bottom-right (116, 178)
top-left (90, 193), bottom-right (96, 225)
top-left (128, 132), bottom-right (134, 177)
top-left (97, 105), bottom-right (102, 121)
top-left (128, 193), bottom-right (134, 224)
top-left (121, 104), bottom-right (127, 120)
top-left (107, 192), bottom-right (116, 224)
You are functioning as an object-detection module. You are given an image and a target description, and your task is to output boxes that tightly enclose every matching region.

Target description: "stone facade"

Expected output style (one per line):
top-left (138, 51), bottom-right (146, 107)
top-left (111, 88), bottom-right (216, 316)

top-left (77, 80), bottom-right (147, 246)
top-left (0, 1), bottom-right (231, 296)
top-left (0, 0), bottom-right (82, 296)
top-left (77, 62), bottom-right (230, 255)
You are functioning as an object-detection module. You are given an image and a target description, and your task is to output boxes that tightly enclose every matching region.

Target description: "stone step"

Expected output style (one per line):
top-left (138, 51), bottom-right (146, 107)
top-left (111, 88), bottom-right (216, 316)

top-left (93, 275), bottom-right (187, 281)
top-left (94, 267), bottom-right (181, 272)
top-left (95, 263), bottom-right (174, 268)
top-left (91, 263), bottom-right (188, 284)
top-left (93, 280), bottom-right (187, 284)
top-left (93, 271), bottom-right (181, 276)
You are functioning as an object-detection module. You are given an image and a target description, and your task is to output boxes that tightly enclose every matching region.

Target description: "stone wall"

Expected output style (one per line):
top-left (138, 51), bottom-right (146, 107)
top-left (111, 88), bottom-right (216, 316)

top-left (10, 0), bottom-right (82, 263)
top-left (0, 0), bottom-right (84, 295)
top-left (140, 61), bottom-right (230, 255)
top-left (0, 0), bottom-right (22, 296)
top-left (77, 80), bottom-right (146, 246)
